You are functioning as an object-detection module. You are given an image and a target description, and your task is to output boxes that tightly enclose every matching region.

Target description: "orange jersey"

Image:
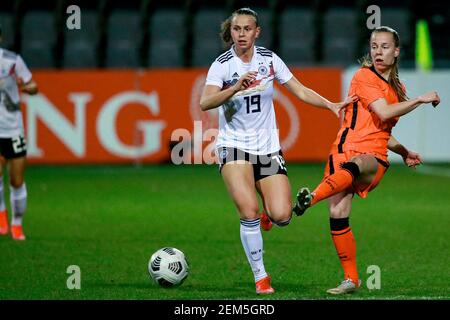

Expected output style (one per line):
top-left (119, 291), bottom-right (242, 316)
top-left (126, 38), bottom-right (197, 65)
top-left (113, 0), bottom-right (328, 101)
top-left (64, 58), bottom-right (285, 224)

top-left (330, 66), bottom-right (403, 163)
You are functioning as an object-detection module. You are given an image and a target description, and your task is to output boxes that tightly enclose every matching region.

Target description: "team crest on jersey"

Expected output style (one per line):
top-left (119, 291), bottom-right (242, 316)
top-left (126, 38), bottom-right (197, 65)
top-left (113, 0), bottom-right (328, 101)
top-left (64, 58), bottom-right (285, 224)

top-left (258, 65), bottom-right (268, 76)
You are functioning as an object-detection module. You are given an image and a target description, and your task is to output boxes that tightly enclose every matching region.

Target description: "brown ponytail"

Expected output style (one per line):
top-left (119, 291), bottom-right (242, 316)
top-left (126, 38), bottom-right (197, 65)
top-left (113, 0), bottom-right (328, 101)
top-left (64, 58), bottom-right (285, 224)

top-left (220, 17), bottom-right (233, 48)
top-left (359, 26), bottom-right (408, 102)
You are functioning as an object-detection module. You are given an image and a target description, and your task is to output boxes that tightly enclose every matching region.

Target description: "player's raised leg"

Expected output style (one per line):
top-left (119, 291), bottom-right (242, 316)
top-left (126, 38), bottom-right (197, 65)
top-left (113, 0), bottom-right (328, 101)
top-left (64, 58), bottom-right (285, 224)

top-left (8, 157), bottom-right (27, 240)
top-left (293, 155), bottom-right (378, 216)
top-left (221, 162), bottom-right (274, 294)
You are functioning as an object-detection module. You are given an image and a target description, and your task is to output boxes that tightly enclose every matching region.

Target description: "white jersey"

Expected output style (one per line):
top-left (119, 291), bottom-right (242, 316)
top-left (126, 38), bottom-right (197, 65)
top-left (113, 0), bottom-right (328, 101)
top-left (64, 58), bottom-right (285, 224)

top-left (0, 48), bottom-right (32, 138)
top-left (206, 45), bottom-right (293, 155)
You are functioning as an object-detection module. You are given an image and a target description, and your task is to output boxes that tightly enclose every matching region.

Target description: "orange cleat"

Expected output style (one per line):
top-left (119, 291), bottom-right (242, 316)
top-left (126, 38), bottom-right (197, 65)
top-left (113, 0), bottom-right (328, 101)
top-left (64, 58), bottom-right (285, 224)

top-left (0, 210), bottom-right (8, 235)
top-left (260, 211), bottom-right (273, 231)
top-left (11, 225), bottom-right (26, 241)
top-left (256, 275), bottom-right (274, 294)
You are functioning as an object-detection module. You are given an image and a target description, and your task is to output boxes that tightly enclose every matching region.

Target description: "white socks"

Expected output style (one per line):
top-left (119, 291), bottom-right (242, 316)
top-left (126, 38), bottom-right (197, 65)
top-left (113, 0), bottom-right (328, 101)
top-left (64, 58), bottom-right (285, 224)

top-left (10, 183), bottom-right (27, 226)
top-left (0, 178), bottom-right (27, 226)
top-left (0, 178), bottom-right (5, 212)
top-left (240, 218), bottom-right (267, 282)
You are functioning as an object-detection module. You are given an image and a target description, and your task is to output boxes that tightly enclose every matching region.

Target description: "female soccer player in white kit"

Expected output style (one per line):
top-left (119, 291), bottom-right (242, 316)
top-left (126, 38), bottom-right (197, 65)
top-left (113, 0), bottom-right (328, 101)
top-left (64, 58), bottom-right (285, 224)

top-left (200, 8), bottom-right (356, 294)
top-left (0, 25), bottom-right (38, 240)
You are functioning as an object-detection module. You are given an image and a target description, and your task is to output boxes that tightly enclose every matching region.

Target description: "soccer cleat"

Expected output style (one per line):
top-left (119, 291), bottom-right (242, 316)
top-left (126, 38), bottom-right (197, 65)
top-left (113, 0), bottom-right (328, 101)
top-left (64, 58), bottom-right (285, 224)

top-left (260, 211), bottom-right (273, 231)
top-left (11, 225), bottom-right (26, 241)
top-left (292, 187), bottom-right (312, 216)
top-left (256, 275), bottom-right (275, 294)
top-left (326, 278), bottom-right (362, 295)
top-left (0, 210), bottom-right (8, 235)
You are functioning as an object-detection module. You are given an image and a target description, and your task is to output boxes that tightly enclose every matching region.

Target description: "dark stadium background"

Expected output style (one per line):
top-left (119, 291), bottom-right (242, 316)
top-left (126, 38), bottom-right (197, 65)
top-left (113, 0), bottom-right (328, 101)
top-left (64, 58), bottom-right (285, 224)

top-left (1, 0), bottom-right (449, 68)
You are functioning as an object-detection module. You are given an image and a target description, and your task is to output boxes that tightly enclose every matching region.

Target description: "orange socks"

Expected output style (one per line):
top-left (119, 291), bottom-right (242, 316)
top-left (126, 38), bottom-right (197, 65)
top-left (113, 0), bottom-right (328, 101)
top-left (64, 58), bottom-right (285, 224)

top-left (311, 162), bottom-right (360, 205)
top-left (330, 217), bottom-right (358, 285)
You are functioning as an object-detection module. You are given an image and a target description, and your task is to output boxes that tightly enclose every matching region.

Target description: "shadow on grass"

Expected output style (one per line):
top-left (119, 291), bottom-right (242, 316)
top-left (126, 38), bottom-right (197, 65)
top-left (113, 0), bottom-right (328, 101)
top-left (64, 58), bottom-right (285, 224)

top-left (80, 279), bottom-right (372, 300)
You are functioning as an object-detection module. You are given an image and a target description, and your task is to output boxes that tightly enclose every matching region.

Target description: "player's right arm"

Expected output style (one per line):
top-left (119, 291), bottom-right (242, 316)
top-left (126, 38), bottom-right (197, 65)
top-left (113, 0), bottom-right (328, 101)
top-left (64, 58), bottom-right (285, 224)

top-left (200, 71), bottom-right (257, 111)
top-left (369, 91), bottom-right (440, 122)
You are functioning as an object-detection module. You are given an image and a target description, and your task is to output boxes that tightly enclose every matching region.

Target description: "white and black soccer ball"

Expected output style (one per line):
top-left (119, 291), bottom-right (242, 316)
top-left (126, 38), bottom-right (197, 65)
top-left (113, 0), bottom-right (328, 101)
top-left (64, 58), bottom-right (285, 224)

top-left (148, 247), bottom-right (189, 287)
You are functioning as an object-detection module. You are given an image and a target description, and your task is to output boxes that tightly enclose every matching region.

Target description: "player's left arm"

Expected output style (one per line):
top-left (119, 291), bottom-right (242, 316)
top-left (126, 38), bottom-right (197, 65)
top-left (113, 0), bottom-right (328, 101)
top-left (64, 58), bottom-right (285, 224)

top-left (283, 76), bottom-right (357, 117)
top-left (388, 135), bottom-right (423, 169)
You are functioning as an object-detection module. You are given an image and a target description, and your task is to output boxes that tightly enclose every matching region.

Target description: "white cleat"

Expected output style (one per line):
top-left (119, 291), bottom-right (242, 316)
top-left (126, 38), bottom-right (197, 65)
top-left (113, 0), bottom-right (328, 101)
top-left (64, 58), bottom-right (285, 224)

top-left (327, 278), bottom-right (362, 295)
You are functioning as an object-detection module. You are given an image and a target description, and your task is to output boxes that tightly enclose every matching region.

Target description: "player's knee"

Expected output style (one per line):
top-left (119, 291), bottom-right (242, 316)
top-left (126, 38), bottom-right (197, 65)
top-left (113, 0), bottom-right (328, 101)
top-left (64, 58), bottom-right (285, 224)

top-left (268, 206), bottom-right (292, 227)
top-left (239, 205), bottom-right (260, 220)
top-left (329, 206), bottom-right (349, 219)
top-left (9, 177), bottom-right (24, 189)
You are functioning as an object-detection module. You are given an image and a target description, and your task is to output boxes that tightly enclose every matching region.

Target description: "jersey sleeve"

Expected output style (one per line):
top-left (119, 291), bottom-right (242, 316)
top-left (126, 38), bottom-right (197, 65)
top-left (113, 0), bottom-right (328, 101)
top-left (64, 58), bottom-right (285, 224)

top-left (351, 69), bottom-right (385, 109)
top-left (14, 55), bottom-right (33, 84)
top-left (205, 61), bottom-right (224, 88)
top-left (272, 52), bottom-right (293, 85)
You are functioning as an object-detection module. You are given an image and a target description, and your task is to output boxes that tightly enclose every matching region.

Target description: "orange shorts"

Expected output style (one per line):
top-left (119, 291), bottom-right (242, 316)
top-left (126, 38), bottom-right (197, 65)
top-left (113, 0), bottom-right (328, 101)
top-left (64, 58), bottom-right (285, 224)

top-left (323, 150), bottom-right (389, 198)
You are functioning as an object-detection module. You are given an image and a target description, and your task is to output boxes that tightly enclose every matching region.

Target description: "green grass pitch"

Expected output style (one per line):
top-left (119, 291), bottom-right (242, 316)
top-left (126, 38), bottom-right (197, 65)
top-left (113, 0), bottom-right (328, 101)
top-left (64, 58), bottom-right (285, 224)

top-left (0, 163), bottom-right (449, 300)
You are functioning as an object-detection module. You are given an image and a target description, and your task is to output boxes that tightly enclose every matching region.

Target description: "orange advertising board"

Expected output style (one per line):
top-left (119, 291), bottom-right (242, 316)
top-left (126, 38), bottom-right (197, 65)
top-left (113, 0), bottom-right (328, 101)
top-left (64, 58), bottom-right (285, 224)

top-left (23, 68), bottom-right (342, 164)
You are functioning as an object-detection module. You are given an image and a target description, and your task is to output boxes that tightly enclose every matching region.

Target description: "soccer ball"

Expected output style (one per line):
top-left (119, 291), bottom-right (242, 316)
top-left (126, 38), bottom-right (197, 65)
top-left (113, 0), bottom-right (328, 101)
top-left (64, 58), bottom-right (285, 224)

top-left (148, 247), bottom-right (189, 287)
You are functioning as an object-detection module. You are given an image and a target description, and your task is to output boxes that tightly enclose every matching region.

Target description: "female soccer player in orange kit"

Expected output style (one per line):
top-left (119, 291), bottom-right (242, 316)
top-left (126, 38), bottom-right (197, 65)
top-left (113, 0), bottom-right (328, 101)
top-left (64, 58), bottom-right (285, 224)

top-left (292, 26), bottom-right (441, 294)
